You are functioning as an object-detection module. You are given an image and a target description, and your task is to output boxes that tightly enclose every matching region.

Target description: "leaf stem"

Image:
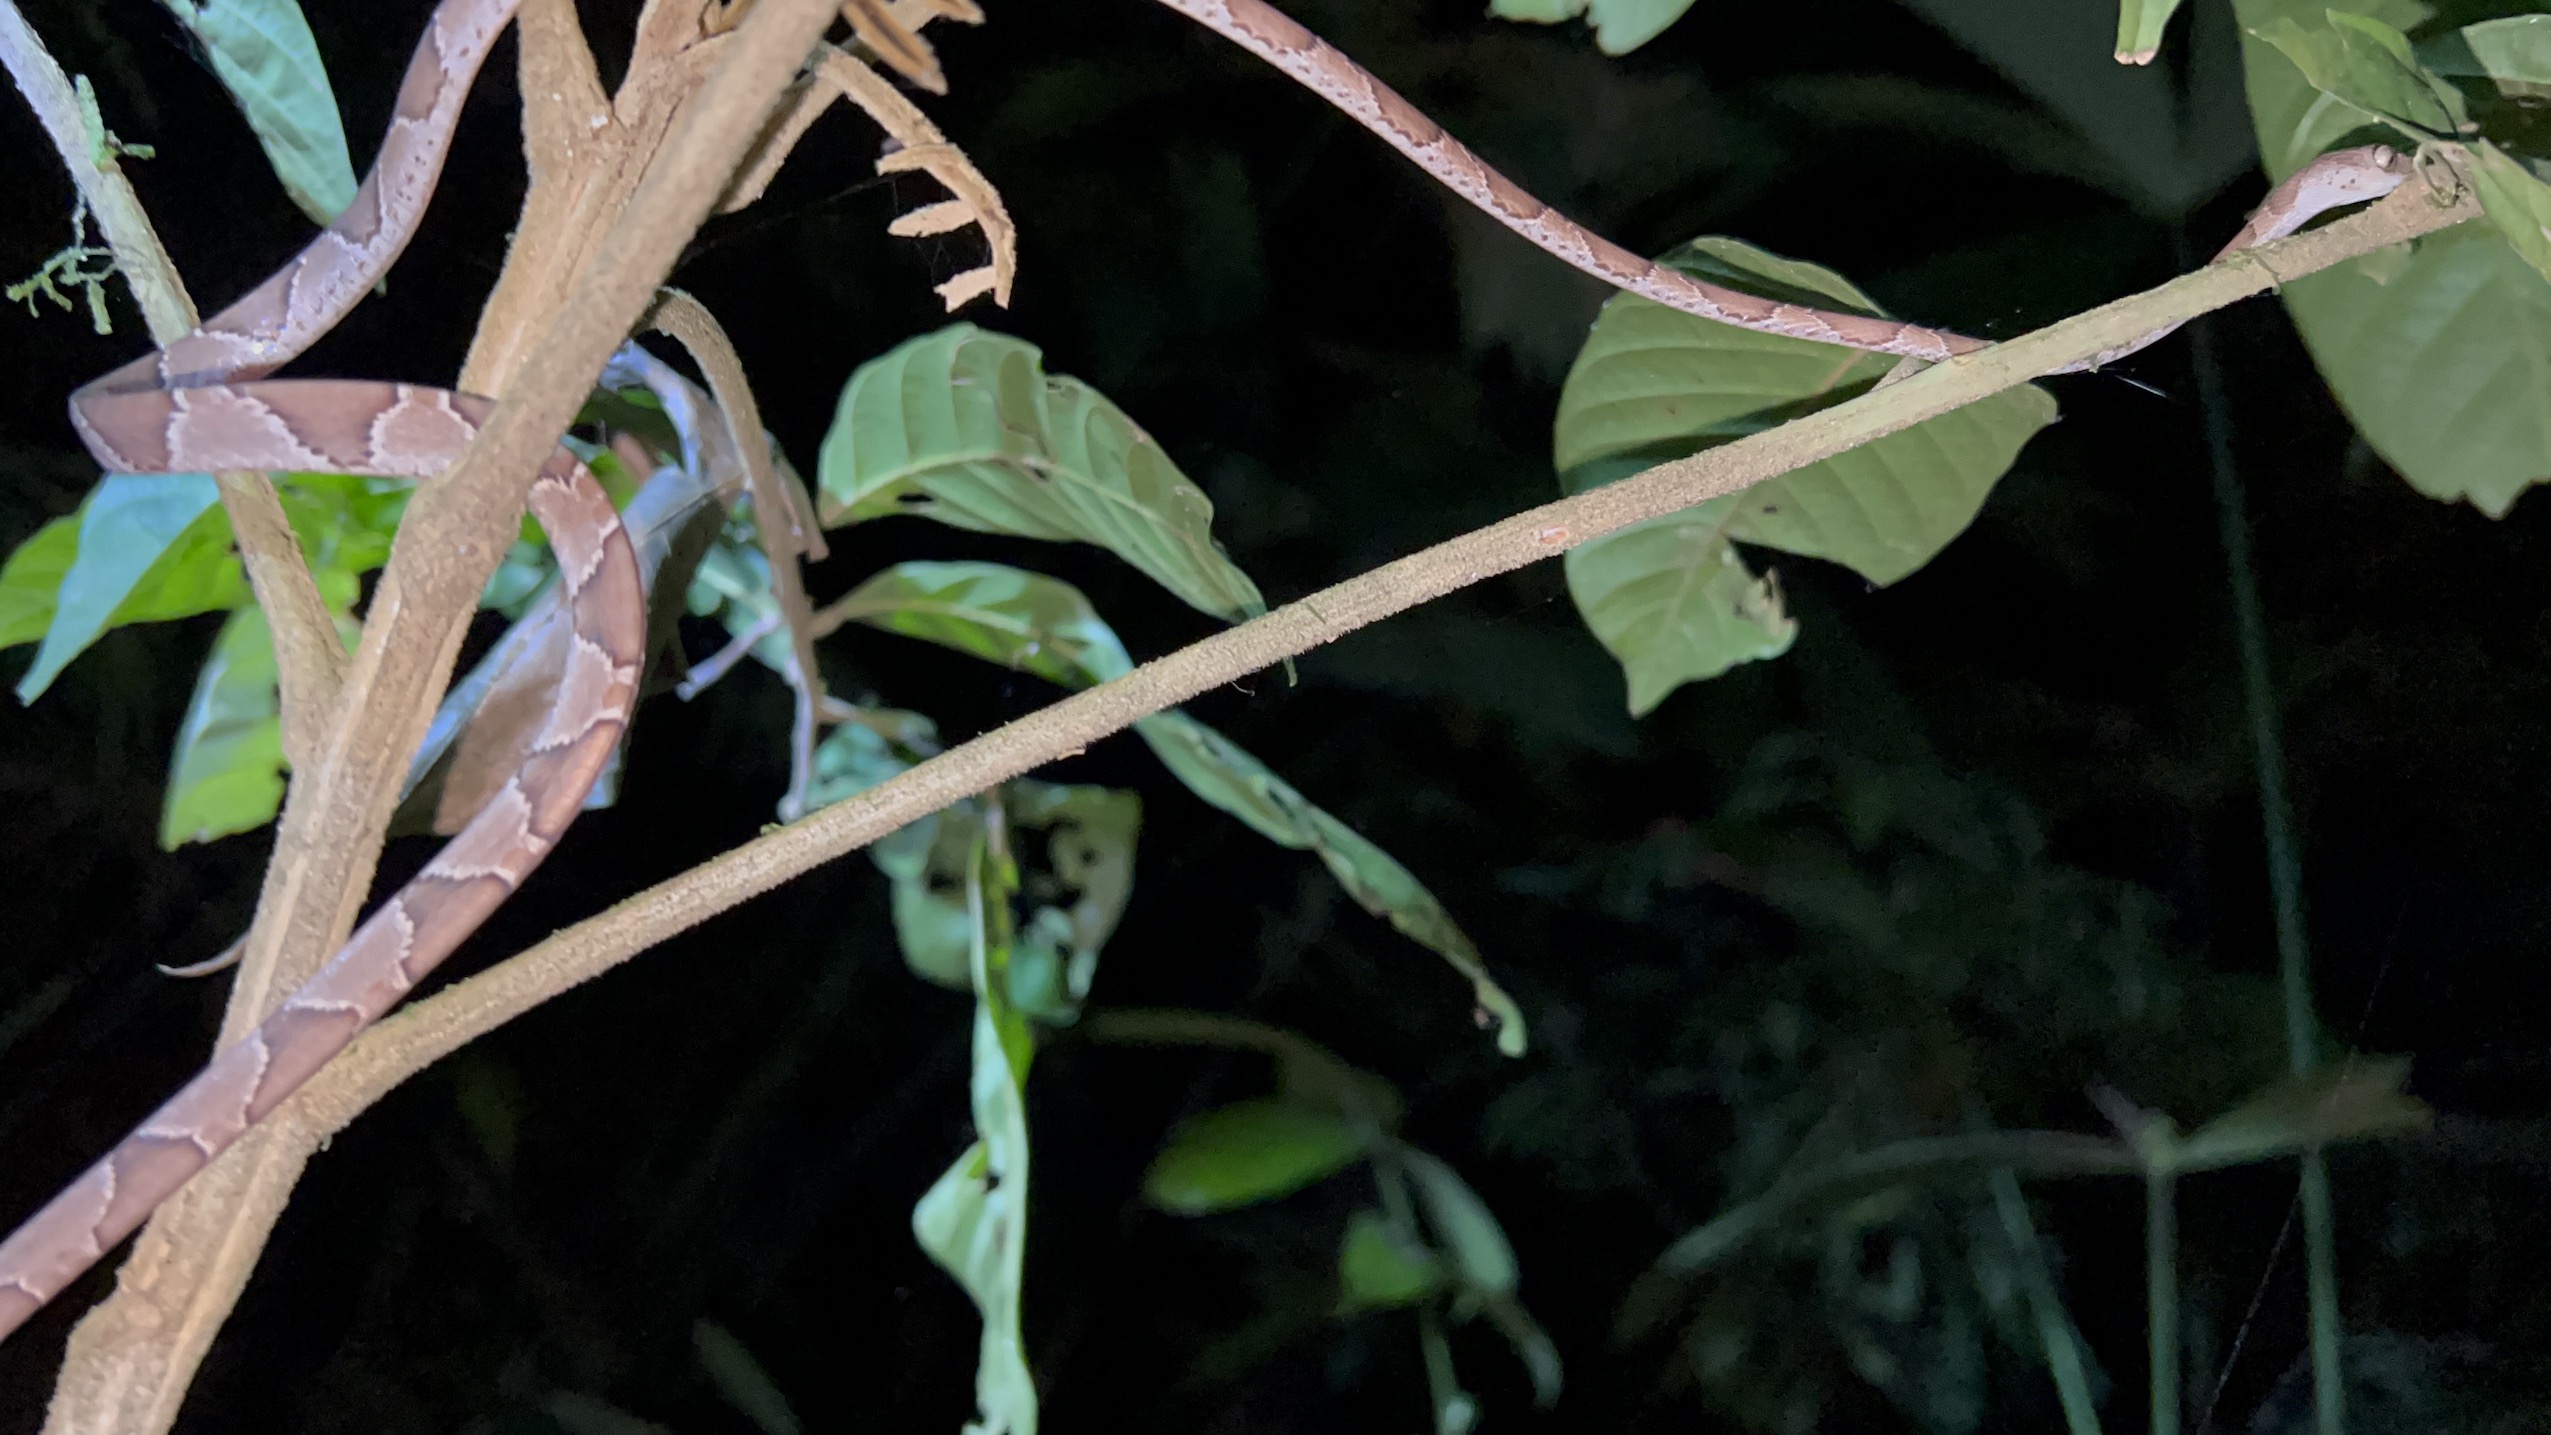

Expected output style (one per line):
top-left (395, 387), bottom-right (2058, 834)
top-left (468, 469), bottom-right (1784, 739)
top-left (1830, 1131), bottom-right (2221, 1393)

top-left (2149, 1167), bottom-right (2181, 1435)
top-left (2182, 253), bottom-right (2345, 1435)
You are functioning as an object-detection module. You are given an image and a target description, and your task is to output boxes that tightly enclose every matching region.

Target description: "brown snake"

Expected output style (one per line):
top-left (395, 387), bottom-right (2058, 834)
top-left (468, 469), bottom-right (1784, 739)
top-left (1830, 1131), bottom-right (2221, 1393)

top-left (0, 0), bottom-right (2413, 1347)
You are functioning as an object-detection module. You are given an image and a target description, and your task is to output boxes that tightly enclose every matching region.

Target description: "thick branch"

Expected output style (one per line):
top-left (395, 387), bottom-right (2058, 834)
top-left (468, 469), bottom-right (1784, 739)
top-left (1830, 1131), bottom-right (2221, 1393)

top-left (0, 0), bottom-right (344, 766)
top-left (39, 2), bottom-right (844, 1428)
top-left (285, 175), bottom-right (2482, 1137)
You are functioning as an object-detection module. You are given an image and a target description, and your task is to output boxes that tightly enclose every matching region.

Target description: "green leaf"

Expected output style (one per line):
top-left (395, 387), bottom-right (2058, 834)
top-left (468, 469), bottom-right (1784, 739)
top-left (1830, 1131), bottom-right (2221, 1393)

top-left (17, 474), bottom-right (247, 703)
top-left (165, 0), bottom-right (356, 226)
top-left (1338, 1208), bottom-right (1447, 1312)
top-left (912, 843), bottom-right (1039, 1435)
top-left (814, 741), bottom-right (1141, 1024)
top-left (1401, 1148), bottom-right (1518, 1299)
top-left (274, 471), bottom-right (408, 598)
top-left (1144, 1097), bottom-right (1366, 1214)
top-left (1551, 238), bottom-right (2055, 712)
top-left (2237, 2), bottom-right (2551, 514)
top-left (2422, 14), bottom-right (2551, 95)
top-left (834, 560), bottom-right (1520, 1051)
top-left (2471, 141), bottom-right (2551, 285)
top-left (828, 560), bottom-right (1136, 688)
top-left (692, 1321), bottom-right (803, 1435)
top-left (2277, 219), bottom-right (2551, 515)
top-left (1487, 0), bottom-right (1584, 25)
top-left (2173, 1058), bottom-right (2431, 1171)
top-left (1587, 0), bottom-right (1700, 55)
top-left (1003, 780), bottom-right (1140, 1024)
top-left (818, 324), bottom-right (1266, 624)
top-left (0, 516), bottom-right (79, 650)
top-left (1563, 520), bottom-right (1799, 715)
top-left (2250, 10), bottom-right (2466, 137)
top-left (2115, 0), bottom-right (2187, 65)
top-left (159, 604), bottom-right (285, 848)
top-left (1133, 711), bottom-right (1526, 1056)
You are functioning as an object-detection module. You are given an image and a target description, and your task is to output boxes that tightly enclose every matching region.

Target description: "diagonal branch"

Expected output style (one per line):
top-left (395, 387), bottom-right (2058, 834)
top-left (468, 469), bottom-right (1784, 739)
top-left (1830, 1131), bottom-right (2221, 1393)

top-left (281, 176), bottom-right (2483, 1144)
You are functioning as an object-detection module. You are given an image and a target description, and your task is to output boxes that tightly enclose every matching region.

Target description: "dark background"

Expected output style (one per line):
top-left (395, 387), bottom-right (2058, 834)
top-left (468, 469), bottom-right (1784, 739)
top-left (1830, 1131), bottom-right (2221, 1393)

top-left (2, 0), bottom-right (2548, 1430)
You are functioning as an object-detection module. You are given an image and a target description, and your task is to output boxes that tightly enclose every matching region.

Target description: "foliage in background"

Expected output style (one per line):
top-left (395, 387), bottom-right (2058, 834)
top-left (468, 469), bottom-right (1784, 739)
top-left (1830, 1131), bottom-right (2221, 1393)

top-left (2, 0), bottom-right (2549, 1429)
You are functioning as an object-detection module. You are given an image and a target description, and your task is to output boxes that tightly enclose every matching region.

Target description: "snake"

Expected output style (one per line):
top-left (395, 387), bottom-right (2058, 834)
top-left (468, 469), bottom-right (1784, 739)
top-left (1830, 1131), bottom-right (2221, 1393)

top-left (0, 0), bottom-right (2414, 1347)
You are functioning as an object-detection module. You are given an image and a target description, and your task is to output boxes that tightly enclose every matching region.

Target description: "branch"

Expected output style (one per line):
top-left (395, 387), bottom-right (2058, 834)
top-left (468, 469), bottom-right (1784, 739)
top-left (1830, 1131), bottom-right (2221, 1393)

top-left (40, 2), bottom-right (845, 1427)
top-left (286, 175), bottom-right (2482, 1140)
top-left (0, 0), bottom-right (344, 768)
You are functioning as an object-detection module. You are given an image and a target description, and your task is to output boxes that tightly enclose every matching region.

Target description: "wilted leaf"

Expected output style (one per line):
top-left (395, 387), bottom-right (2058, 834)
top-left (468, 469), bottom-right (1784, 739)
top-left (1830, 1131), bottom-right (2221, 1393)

top-left (818, 324), bottom-right (1265, 624)
top-left (17, 473), bottom-right (246, 703)
top-left (1143, 1098), bottom-right (1366, 1213)
top-left (2173, 1058), bottom-right (2431, 1171)
top-left (2115, 0), bottom-right (2187, 65)
top-left (164, 0), bottom-right (357, 226)
top-left (1003, 780), bottom-right (1140, 1024)
top-left (912, 844), bottom-right (1039, 1435)
top-left (693, 1321), bottom-right (803, 1435)
top-left (160, 604), bottom-right (284, 848)
top-left (1553, 238), bottom-right (2053, 712)
top-left (1338, 1208), bottom-right (1446, 1312)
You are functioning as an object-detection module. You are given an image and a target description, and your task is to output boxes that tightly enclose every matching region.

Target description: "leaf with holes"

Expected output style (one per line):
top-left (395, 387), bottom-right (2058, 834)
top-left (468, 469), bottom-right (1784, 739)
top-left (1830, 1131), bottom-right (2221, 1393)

top-left (818, 324), bottom-right (1265, 624)
top-left (15, 474), bottom-right (248, 703)
top-left (160, 604), bottom-right (285, 848)
top-left (806, 716), bottom-right (1138, 1023)
top-left (2237, 0), bottom-right (2551, 515)
top-left (165, 0), bottom-right (357, 226)
top-left (1552, 238), bottom-right (2053, 713)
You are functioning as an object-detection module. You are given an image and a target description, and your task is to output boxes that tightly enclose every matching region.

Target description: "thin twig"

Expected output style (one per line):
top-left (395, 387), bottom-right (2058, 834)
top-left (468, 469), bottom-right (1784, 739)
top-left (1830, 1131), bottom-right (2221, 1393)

top-left (648, 289), bottom-right (832, 816)
top-left (679, 609), bottom-right (784, 697)
top-left (277, 180), bottom-right (2485, 1145)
